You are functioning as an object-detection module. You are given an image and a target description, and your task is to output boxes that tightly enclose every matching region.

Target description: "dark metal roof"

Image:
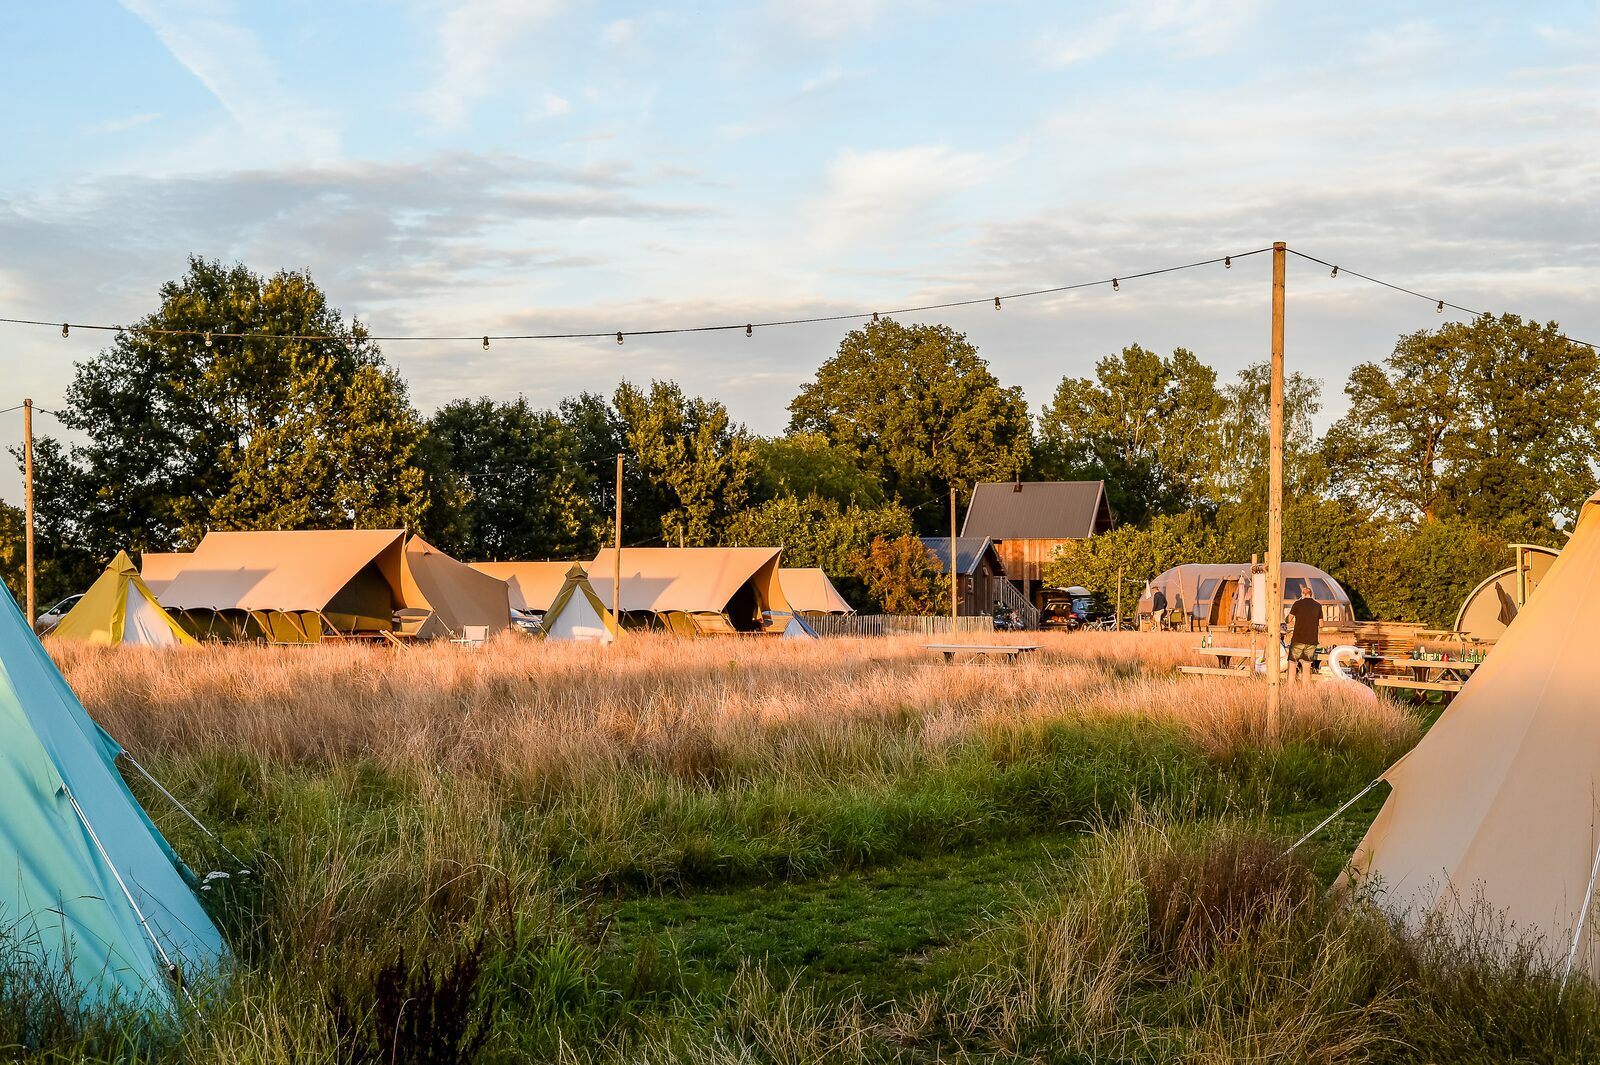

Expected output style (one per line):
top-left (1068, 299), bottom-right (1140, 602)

top-left (918, 536), bottom-right (1001, 577)
top-left (960, 481), bottom-right (1112, 540)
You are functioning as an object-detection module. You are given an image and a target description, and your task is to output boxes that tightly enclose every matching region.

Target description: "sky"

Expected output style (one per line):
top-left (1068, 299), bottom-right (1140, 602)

top-left (1, 1), bottom-right (1597, 502)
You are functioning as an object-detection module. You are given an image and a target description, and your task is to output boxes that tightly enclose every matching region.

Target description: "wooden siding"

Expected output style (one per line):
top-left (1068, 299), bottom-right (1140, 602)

top-left (991, 538), bottom-right (1078, 583)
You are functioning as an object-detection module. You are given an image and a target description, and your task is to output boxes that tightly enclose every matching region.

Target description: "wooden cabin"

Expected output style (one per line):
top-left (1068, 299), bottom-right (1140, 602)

top-left (961, 481), bottom-right (1114, 609)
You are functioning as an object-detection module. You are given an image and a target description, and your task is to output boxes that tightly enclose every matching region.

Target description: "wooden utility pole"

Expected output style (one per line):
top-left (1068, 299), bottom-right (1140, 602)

top-left (613, 454), bottom-right (624, 623)
top-left (949, 485), bottom-right (959, 629)
top-left (1266, 242), bottom-right (1286, 735)
top-left (23, 398), bottom-right (34, 627)
top-left (1115, 566), bottom-right (1123, 631)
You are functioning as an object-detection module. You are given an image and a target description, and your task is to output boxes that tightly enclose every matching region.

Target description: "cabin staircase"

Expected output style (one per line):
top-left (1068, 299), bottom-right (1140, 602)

top-left (993, 578), bottom-right (1041, 630)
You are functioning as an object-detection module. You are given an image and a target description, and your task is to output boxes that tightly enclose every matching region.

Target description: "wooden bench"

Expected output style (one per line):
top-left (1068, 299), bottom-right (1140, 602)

top-left (1373, 676), bottom-right (1467, 695)
top-left (927, 644), bottom-right (1039, 664)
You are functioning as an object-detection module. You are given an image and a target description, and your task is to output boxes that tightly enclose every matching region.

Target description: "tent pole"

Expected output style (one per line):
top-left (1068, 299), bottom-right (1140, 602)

top-left (1284, 776), bottom-right (1383, 856)
top-left (1561, 829), bottom-right (1600, 994)
top-left (119, 753), bottom-right (252, 873)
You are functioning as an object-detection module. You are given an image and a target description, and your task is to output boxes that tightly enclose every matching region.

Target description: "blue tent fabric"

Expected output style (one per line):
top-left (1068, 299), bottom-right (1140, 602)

top-left (0, 579), bottom-right (226, 1009)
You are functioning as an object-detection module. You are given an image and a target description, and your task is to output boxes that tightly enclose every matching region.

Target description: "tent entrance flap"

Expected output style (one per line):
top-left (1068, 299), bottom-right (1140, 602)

top-left (325, 561), bottom-right (398, 631)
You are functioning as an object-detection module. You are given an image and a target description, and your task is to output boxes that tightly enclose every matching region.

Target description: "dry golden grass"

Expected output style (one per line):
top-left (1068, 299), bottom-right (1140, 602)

top-left (51, 630), bottom-right (1413, 791)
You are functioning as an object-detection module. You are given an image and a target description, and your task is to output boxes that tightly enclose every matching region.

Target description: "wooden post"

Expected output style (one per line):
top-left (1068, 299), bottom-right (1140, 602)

top-left (613, 454), bottom-right (623, 623)
top-left (1115, 566), bottom-right (1123, 631)
top-left (1266, 241), bottom-right (1286, 735)
top-left (949, 485), bottom-right (959, 630)
top-left (23, 398), bottom-right (34, 627)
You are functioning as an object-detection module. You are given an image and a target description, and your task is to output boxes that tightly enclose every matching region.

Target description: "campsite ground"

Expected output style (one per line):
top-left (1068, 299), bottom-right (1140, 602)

top-left (17, 633), bottom-right (1600, 1062)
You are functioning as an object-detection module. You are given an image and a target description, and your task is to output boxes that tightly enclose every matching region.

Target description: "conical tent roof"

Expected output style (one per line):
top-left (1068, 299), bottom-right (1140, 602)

top-left (53, 551), bottom-right (195, 647)
top-left (1348, 491), bottom-right (1600, 979)
top-left (541, 564), bottom-right (618, 643)
top-left (0, 578), bottom-right (225, 1007)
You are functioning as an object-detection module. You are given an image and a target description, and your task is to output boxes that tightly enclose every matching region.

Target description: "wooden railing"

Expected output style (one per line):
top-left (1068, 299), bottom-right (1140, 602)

top-left (810, 614), bottom-right (997, 638)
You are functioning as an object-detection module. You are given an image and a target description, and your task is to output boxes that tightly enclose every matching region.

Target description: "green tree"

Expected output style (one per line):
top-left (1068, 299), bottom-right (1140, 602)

top-left (749, 433), bottom-right (886, 508)
top-left (0, 500), bottom-right (22, 603)
top-left (613, 380), bottom-right (755, 546)
top-left (419, 397), bottom-right (600, 560)
top-left (1347, 518), bottom-right (1513, 628)
top-left (1199, 361), bottom-right (1325, 509)
top-left (1041, 513), bottom-right (1222, 605)
top-left (853, 534), bottom-right (950, 615)
top-left (723, 494), bottom-right (914, 611)
top-left (1324, 314), bottom-right (1600, 528)
top-left (1035, 345), bottom-right (1221, 524)
top-left (31, 258), bottom-right (428, 558)
top-left (788, 319), bottom-right (1031, 525)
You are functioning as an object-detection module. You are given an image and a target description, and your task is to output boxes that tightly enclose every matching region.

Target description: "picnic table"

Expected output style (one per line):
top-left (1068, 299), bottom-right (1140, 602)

top-left (926, 643), bottom-right (1039, 664)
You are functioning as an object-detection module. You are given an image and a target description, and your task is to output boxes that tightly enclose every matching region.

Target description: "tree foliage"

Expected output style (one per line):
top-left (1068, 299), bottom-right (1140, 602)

top-left (788, 319), bottom-right (1030, 525)
top-left (853, 534), bottom-right (950, 615)
top-left (722, 494), bottom-right (914, 611)
top-left (1324, 314), bottom-right (1600, 528)
top-left (31, 258), bottom-right (427, 568)
top-left (749, 433), bottom-right (886, 508)
top-left (1036, 345), bottom-right (1221, 525)
top-left (614, 380), bottom-right (754, 546)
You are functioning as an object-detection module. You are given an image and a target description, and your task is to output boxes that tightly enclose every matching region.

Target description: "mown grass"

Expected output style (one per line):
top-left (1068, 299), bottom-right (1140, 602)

top-left (3, 633), bottom-right (1589, 1061)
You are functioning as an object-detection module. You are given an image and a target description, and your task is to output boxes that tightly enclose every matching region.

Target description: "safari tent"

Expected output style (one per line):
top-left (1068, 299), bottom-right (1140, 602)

top-left (138, 552), bottom-right (191, 598)
top-left (540, 564), bottom-right (618, 643)
top-left (397, 536), bottom-right (510, 640)
top-left (469, 561), bottom-right (575, 615)
top-left (52, 551), bottom-right (195, 647)
top-left (1138, 562), bottom-right (1354, 630)
top-left (1346, 491), bottom-right (1600, 983)
top-left (779, 568), bottom-right (854, 615)
top-left (0, 576), bottom-right (225, 1007)
top-left (588, 547), bottom-right (792, 633)
top-left (158, 530), bottom-right (509, 642)
top-left (1454, 544), bottom-right (1561, 642)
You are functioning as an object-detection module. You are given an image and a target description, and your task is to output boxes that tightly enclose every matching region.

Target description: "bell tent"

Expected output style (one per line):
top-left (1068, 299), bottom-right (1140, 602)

top-left (779, 568), bottom-right (855, 615)
top-left (0, 578), bottom-right (225, 1007)
top-left (1347, 491), bottom-right (1600, 983)
top-left (52, 551), bottom-right (195, 647)
top-left (540, 564), bottom-right (618, 643)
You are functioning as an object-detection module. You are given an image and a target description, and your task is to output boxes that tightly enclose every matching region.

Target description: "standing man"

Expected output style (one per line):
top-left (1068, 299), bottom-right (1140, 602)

top-left (1287, 585), bottom-right (1322, 682)
top-left (1151, 585), bottom-right (1168, 631)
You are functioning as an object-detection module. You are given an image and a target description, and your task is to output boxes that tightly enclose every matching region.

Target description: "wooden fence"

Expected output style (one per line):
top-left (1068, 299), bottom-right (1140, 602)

top-left (810, 614), bottom-right (997, 638)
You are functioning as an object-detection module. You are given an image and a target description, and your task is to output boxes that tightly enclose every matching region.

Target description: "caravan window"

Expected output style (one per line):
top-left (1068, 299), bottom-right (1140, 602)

top-left (1307, 578), bottom-right (1333, 600)
top-left (1282, 578), bottom-right (1307, 599)
top-left (1196, 578), bottom-right (1219, 602)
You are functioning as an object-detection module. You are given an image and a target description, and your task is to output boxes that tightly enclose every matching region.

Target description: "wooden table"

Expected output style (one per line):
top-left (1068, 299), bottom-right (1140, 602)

top-left (927, 644), bottom-right (1039, 664)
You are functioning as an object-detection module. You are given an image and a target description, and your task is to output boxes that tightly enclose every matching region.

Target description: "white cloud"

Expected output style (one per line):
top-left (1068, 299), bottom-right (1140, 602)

top-left (805, 144), bottom-right (1001, 250)
top-left (601, 18), bottom-right (635, 46)
top-left (418, 0), bottom-right (567, 129)
top-left (1040, 0), bottom-right (1269, 67)
top-left (82, 112), bottom-right (162, 135)
top-left (530, 93), bottom-right (572, 121)
top-left (766, 0), bottom-right (897, 40)
top-left (118, 0), bottom-right (339, 161)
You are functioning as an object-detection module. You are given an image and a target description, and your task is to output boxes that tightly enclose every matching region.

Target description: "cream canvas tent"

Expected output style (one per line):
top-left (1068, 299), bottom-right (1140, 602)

top-left (779, 568), bottom-right (854, 615)
top-left (540, 564), bottom-right (618, 643)
top-left (469, 561), bottom-right (575, 615)
top-left (589, 547), bottom-right (792, 633)
top-left (1347, 491), bottom-right (1600, 983)
top-left (139, 552), bottom-right (191, 598)
top-left (159, 529), bottom-right (406, 641)
top-left (399, 536), bottom-right (511, 639)
top-left (1454, 544), bottom-right (1561, 642)
top-left (52, 551), bottom-right (195, 647)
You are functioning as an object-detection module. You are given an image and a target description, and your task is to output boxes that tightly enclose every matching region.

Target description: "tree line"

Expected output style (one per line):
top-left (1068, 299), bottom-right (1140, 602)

top-left (3, 257), bottom-right (1595, 622)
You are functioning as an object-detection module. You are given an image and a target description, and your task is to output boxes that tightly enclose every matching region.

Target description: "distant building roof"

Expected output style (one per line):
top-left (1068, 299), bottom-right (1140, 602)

top-left (961, 481), bottom-right (1113, 540)
top-left (919, 536), bottom-right (1002, 577)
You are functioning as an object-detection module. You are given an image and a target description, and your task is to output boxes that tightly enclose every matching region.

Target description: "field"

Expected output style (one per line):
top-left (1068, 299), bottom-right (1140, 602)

top-left (10, 632), bottom-right (1600, 1062)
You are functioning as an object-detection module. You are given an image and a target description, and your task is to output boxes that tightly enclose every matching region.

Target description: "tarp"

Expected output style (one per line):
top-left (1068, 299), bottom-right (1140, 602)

top-left (588, 548), bottom-right (791, 630)
top-left (779, 568), bottom-right (855, 615)
top-left (469, 561), bottom-right (575, 614)
top-left (541, 564), bottom-right (618, 643)
top-left (1347, 492), bottom-right (1600, 980)
top-left (138, 552), bottom-right (192, 598)
top-left (53, 551), bottom-right (195, 647)
top-left (400, 537), bottom-right (510, 638)
top-left (0, 576), bottom-right (225, 1008)
top-left (160, 530), bottom-right (405, 622)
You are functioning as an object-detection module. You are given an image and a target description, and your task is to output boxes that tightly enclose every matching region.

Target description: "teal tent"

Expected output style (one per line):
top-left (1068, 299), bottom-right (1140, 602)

top-left (0, 579), bottom-right (226, 1010)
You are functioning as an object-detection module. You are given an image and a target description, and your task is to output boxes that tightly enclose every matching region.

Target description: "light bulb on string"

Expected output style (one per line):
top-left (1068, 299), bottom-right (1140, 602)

top-left (61, 323), bottom-right (69, 338)
top-left (1111, 278), bottom-right (1119, 292)
top-left (994, 296), bottom-right (1001, 310)
top-left (1224, 256), bottom-right (1231, 269)
top-left (1330, 266), bottom-right (1339, 278)
top-left (1436, 300), bottom-right (1444, 313)
top-left (746, 324), bottom-right (752, 337)
top-left (204, 331), bottom-right (213, 347)
top-left (871, 311), bottom-right (879, 322)
top-left (616, 331), bottom-right (625, 345)
top-left (482, 336), bottom-right (490, 350)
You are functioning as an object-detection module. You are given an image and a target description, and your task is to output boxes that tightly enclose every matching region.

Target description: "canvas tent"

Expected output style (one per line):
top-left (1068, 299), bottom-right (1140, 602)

top-left (1454, 544), bottom-right (1561, 642)
top-left (1138, 562), bottom-right (1354, 629)
top-left (540, 564), bottom-right (618, 643)
top-left (399, 536), bottom-right (511, 639)
top-left (779, 568), bottom-right (854, 615)
top-left (469, 561), bottom-right (575, 615)
top-left (1346, 491), bottom-right (1600, 983)
top-left (0, 577), bottom-right (225, 1007)
top-left (589, 547), bottom-right (792, 632)
top-left (139, 552), bottom-right (191, 598)
top-left (52, 551), bottom-right (195, 647)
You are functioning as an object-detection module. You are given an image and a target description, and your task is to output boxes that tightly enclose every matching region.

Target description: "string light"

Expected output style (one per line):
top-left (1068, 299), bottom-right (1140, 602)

top-left (1330, 266), bottom-right (1339, 278)
top-left (616, 331), bottom-right (624, 345)
top-left (482, 335), bottom-right (490, 350)
top-left (61, 322), bottom-right (68, 338)
top-left (204, 331), bottom-right (213, 347)
top-left (1437, 300), bottom-right (1444, 313)
top-left (872, 311), bottom-right (879, 322)
top-left (1111, 278), bottom-right (1120, 291)
top-left (1224, 256), bottom-right (1232, 269)
top-left (745, 323), bottom-right (752, 337)
top-left (994, 296), bottom-right (1001, 310)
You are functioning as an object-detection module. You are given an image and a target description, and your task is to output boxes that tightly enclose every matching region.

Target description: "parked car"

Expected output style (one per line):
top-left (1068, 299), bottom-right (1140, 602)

top-left (33, 593), bottom-right (84, 635)
top-left (1043, 586), bottom-right (1110, 631)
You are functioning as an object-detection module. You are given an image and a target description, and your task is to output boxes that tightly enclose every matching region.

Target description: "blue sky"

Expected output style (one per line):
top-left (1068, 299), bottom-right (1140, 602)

top-left (1, 1), bottom-right (1597, 500)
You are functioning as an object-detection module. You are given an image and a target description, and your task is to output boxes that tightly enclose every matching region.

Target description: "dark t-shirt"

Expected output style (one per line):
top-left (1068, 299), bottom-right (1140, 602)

top-left (1288, 596), bottom-right (1322, 645)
